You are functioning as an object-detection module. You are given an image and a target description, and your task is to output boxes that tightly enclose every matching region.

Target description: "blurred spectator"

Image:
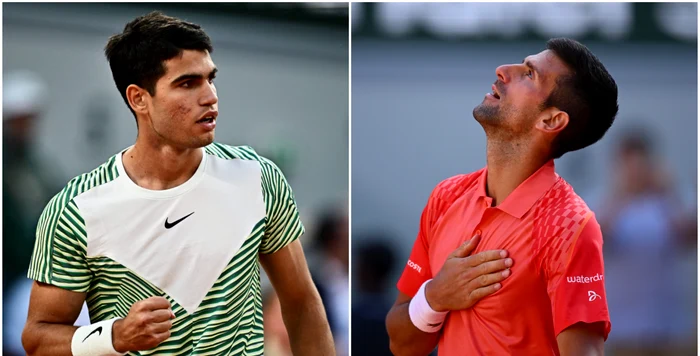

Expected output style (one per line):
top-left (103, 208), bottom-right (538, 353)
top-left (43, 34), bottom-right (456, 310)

top-left (595, 128), bottom-right (696, 355)
top-left (3, 71), bottom-right (91, 356)
top-left (310, 208), bottom-right (349, 356)
top-left (2, 70), bottom-right (66, 355)
top-left (263, 288), bottom-right (293, 356)
top-left (3, 70), bottom-right (62, 285)
top-left (351, 236), bottom-right (396, 356)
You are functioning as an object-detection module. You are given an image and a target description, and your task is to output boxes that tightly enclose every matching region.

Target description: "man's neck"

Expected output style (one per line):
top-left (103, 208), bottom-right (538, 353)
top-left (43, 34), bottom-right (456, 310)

top-left (122, 138), bottom-right (204, 191)
top-left (485, 138), bottom-right (550, 206)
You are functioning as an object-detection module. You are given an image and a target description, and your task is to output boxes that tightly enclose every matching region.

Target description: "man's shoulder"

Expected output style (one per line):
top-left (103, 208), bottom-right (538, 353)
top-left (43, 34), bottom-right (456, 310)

top-left (205, 142), bottom-right (260, 161)
top-left (39, 155), bottom-right (119, 228)
top-left (531, 177), bottom-right (596, 243)
top-left (53, 155), bottom-right (120, 207)
top-left (430, 169), bottom-right (484, 204)
top-left (204, 142), bottom-right (280, 174)
top-left (536, 177), bottom-right (592, 216)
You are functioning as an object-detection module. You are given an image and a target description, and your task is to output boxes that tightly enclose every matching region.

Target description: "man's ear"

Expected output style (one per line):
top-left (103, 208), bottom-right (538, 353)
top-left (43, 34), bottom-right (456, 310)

top-left (537, 108), bottom-right (569, 134)
top-left (126, 84), bottom-right (150, 115)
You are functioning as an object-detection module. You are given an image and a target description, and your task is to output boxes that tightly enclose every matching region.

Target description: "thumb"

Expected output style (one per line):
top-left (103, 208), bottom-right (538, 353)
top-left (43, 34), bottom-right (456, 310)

top-left (450, 234), bottom-right (480, 258)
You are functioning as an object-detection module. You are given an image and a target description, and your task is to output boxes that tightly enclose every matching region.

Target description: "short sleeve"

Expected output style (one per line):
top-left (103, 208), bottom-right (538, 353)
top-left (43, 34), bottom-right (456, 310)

top-left (397, 188), bottom-right (438, 297)
top-left (545, 215), bottom-right (611, 339)
top-left (259, 158), bottom-right (305, 254)
top-left (27, 198), bottom-right (92, 292)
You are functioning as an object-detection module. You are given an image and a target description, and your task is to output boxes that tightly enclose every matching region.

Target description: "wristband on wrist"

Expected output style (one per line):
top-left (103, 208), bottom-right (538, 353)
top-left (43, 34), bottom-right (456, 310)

top-left (71, 317), bottom-right (125, 356)
top-left (408, 279), bottom-right (449, 333)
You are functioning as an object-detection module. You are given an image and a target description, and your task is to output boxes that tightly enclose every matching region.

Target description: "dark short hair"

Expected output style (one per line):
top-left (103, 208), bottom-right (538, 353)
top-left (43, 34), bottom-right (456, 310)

top-left (544, 38), bottom-right (619, 159)
top-left (104, 11), bottom-right (213, 119)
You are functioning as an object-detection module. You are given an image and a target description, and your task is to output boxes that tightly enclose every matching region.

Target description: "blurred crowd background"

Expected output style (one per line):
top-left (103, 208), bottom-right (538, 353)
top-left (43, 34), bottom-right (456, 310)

top-left (351, 3), bottom-right (697, 356)
top-left (3, 3), bottom-right (348, 356)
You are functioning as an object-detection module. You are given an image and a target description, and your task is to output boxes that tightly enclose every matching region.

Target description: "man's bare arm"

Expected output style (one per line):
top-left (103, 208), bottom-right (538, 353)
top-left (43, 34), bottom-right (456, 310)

top-left (22, 281), bottom-right (86, 356)
top-left (557, 322), bottom-right (606, 356)
top-left (386, 236), bottom-right (512, 356)
top-left (23, 281), bottom-right (175, 356)
top-left (385, 292), bottom-right (441, 356)
top-left (260, 240), bottom-right (335, 355)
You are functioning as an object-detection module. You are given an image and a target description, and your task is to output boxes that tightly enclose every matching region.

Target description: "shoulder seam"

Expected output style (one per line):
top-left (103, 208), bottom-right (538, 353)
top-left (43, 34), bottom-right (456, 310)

top-left (33, 157), bottom-right (117, 282)
top-left (205, 143), bottom-right (260, 161)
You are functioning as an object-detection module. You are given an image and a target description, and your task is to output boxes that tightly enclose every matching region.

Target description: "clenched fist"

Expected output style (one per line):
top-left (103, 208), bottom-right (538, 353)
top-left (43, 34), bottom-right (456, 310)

top-left (112, 297), bottom-right (176, 353)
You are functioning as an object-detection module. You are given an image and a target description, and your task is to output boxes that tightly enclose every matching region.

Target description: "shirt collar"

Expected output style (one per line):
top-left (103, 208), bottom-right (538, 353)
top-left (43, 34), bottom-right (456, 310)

top-left (476, 160), bottom-right (559, 218)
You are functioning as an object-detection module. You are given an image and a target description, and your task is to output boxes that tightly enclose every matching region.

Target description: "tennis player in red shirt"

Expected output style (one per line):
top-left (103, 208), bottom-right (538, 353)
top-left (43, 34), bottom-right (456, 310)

top-left (386, 38), bottom-right (618, 355)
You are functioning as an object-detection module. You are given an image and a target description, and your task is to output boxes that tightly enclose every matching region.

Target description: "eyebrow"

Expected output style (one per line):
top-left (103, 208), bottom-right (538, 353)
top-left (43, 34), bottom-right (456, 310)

top-left (522, 59), bottom-right (540, 79)
top-left (171, 67), bottom-right (218, 84)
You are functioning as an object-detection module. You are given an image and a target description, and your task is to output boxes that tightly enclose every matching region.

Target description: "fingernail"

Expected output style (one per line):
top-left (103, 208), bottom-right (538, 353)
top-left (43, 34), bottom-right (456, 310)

top-left (494, 283), bottom-right (502, 290)
top-left (500, 250), bottom-right (507, 258)
top-left (502, 269), bottom-right (510, 278)
top-left (505, 258), bottom-right (513, 267)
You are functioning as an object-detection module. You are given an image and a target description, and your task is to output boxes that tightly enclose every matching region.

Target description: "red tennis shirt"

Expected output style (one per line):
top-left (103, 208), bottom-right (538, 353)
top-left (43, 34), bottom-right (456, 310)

top-left (397, 161), bottom-right (611, 355)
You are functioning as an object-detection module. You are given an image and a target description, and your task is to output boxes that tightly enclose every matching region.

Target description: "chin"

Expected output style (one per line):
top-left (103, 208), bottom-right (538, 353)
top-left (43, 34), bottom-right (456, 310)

top-left (189, 134), bottom-right (215, 148)
top-left (473, 103), bottom-right (497, 123)
top-left (200, 134), bottom-right (215, 146)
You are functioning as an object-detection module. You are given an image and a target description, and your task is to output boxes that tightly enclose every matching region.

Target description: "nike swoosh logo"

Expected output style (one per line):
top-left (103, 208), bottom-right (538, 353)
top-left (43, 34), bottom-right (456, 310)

top-left (82, 326), bottom-right (102, 342)
top-left (165, 212), bottom-right (195, 229)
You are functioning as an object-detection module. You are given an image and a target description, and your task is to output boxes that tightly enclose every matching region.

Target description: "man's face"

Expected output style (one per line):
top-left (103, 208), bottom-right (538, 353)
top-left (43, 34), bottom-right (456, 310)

top-left (473, 49), bottom-right (570, 138)
top-left (146, 49), bottom-right (218, 149)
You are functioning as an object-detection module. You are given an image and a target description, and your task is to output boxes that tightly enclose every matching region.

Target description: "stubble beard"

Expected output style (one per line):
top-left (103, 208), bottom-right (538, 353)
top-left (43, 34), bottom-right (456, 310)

top-left (148, 117), bottom-right (214, 150)
top-left (473, 101), bottom-right (507, 140)
top-left (473, 101), bottom-right (526, 145)
top-left (473, 102), bottom-right (501, 125)
top-left (192, 133), bottom-right (215, 148)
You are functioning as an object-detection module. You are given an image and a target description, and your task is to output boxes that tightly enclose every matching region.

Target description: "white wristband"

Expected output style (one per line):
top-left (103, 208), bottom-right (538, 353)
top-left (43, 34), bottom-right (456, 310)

top-left (409, 279), bottom-right (449, 333)
top-left (71, 318), bottom-right (125, 356)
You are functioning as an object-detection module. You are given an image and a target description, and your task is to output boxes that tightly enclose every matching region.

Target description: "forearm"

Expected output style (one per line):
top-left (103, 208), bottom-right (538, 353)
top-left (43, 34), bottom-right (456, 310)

top-left (22, 322), bottom-right (78, 356)
top-left (280, 296), bottom-right (335, 355)
top-left (386, 303), bottom-right (440, 356)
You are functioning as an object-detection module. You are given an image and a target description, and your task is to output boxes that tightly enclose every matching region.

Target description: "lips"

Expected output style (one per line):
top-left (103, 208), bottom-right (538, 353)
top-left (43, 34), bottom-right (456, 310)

top-left (491, 84), bottom-right (501, 99)
top-left (196, 110), bottom-right (218, 124)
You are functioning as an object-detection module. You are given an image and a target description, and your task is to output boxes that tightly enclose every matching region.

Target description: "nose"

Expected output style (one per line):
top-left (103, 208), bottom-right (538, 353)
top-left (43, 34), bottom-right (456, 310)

top-left (200, 81), bottom-right (218, 107)
top-left (495, 64), bottom-right (511, 83)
